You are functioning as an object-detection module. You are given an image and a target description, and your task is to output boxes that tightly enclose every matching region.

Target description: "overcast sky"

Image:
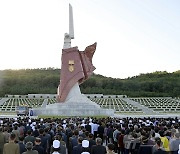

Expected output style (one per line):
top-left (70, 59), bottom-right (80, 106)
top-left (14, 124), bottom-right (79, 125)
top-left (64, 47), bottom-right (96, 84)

top-left (0, 0), bottom-right (179, 78)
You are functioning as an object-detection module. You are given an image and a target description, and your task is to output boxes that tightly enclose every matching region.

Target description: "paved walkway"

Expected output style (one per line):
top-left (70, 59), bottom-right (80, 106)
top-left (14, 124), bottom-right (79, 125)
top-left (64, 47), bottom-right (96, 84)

top-left (113, 113), bottom-right (180, 118)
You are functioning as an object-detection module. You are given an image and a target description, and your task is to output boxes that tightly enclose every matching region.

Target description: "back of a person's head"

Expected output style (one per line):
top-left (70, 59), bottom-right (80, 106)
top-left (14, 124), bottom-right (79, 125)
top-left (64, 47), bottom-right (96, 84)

top-left (120, 129), bottom-right (125, 135)
top-left (155, 137), bottom-right (162, 147)
top-left (26, 141), bottom-right (33, 151)
top-left (96, 137), bottom-right (102, 145)
top-left (89, 133), bottom-right (94, 139)
top-left (85, 131), bottom-right (89, 137)
top-left (35, 137), bottom-right (41, 145)
top-left (74, 130), bottom-right (79, 136)
top-left (107, 143), bottom-right (115, 151)
top-left (39, 128), bottom-right (44, 135)
top-left (154, 127), bottom-right (159, 133)
top-left (27, 130), bottom-right (32, 135)
top-left (125, 129), bottom-right (130, 135)
top-left (19, 136), bottom-right (24, 142)
top-left (159, 130), bottom-right (165, 137)
top-left (44, 127), bottom-right (49, 133)
top-left (175, 133), bottom-right (180, 139)
top-left (78, 136), bottom-right (83, 144)
top-left (10, 133), bottom-right (16, 141)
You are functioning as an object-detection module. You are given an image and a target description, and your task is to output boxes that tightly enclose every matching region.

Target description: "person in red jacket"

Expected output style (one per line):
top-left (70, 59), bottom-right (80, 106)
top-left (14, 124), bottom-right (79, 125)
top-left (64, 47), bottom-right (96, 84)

top-left (118, 130), bottom-right (125, 154)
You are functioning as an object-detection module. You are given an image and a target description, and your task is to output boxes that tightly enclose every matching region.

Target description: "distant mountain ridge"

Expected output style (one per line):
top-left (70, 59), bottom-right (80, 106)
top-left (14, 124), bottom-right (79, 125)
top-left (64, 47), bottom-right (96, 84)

top-left (0, 68), bottom-right (179, 97)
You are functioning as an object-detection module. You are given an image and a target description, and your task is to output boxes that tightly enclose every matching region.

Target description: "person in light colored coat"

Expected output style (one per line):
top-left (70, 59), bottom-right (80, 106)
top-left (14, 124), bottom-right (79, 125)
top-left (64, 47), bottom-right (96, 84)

top-left (3, 133), bottom-right (20, 154)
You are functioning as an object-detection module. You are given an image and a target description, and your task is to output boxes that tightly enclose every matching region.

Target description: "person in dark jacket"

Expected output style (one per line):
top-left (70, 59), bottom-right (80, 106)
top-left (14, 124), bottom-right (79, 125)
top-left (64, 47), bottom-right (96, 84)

top-left (70, 130), bottom-right (79, 149)
top-left (98, 122), bottom-right (104, 141)
top-left (18, 136), bottom-right (26, 154)
top-left (72, 137), bottom-right (83, 154)
top-left (153, 138), bottom-right (167, 154)
top-left (22, 142), bottom-right (38, 154)
top-left (38, 128), bottom-right (48, 154)
top-left (91, 137), bottom-right (107, 154)
top-left (24, 130), bottom-right (35, 145)
top-left (85, 122), bottom-right (92, 134)
top-left (33, 138), bottom-right (44, 154)
top-left (89, 133), bottom-right (96, 150)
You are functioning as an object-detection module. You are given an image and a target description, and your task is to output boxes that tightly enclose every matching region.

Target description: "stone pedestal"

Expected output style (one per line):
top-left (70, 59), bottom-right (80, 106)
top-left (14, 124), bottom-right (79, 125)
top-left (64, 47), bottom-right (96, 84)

top-left (33, 84), bottom-right (114, 116)
top-left (33, 102), bottom-right (114, 116)
top-left (33, 100), bottom-right (114, 116)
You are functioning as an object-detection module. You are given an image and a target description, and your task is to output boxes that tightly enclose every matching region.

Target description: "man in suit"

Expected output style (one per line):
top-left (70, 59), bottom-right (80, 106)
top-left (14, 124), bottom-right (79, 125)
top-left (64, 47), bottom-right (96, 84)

top-left (85, 121), bottom-right (92, 134)
top-left (3, 133), bottom-right (20, 154)
top-left (18, 136), bottom-right (26, 154)
top-left (91, 137), bottom-right (107, 154)
top-left (88, 133), bottom-right (96, 150)
top-left (70, 130), bottom-right (79, 148)
top-left (72, 137), bottom-right (83, 154)
top-left (24, 130), bottom-right (35, 145)
top-left (32, 138), bottom-right (44, 154)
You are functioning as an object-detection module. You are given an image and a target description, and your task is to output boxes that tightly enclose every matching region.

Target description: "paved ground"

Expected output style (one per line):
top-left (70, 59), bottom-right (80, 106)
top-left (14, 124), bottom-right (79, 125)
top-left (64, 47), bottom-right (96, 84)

top-left (113, 113), bottom-right (180, 118)
top-left (1, 113), bottom-right (180, 119)
top-left (0, 114), bottom-right (38, 118)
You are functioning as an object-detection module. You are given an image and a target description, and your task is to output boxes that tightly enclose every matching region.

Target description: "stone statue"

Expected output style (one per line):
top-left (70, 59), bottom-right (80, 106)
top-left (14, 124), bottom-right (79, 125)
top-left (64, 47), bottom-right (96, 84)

top-left (57, 4), bottom-right (97, 102)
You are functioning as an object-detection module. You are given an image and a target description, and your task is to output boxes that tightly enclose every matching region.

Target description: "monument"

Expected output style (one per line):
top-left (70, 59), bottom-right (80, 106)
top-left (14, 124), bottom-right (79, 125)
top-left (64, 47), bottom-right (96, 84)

top-left (57, 4), bottom-right (97, 103)
top-left (33, 4), bottom-right (114, 116)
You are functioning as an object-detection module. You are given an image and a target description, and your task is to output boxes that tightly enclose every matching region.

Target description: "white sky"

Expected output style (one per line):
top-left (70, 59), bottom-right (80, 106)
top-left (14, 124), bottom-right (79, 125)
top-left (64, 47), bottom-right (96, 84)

top-left (0, 0), bottom-right (179, 79)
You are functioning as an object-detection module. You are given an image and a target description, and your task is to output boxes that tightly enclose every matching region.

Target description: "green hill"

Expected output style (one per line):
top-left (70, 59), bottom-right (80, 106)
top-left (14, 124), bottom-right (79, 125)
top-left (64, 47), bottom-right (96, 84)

top-left (0, 68), bottom-right (179, 97)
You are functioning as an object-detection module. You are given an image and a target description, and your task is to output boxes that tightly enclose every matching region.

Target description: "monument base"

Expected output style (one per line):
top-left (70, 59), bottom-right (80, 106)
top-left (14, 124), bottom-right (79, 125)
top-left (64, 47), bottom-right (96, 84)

top-left (33, 95), bottom-right (114, 116)
top-left (33, 102), bottom-right (114, 117)
top-left (33, 84), bottom-right (114, 116)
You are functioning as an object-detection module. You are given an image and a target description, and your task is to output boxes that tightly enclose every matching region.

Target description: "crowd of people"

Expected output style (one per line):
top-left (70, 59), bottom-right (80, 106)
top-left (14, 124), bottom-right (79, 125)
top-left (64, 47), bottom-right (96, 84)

top-left (0, 116), bottom-right (180, 154)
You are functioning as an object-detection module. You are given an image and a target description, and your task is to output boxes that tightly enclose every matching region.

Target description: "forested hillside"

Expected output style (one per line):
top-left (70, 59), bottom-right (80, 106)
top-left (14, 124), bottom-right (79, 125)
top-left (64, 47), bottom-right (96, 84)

top-left (0, 68), bottom-right (179, 97)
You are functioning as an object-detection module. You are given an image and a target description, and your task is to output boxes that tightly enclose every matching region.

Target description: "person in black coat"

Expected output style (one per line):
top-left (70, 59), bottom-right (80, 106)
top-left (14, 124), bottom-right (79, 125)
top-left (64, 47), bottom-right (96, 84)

top-left (89, 133), bottom-right (96, 150)
top-left (91, 137), bottom-right (107, 154)
top-left (18, 136), bottom-right (26, 154)
top-left (38, 128), bottom-right (48, 154)
top-left (85, 121), bottom-right (92, 134)
top-left (97, 122), bottom-right (104, 141)
top-left (33, 138), bottom-right (44, 154)
top-left (72, 137), bottom-right (83, 154)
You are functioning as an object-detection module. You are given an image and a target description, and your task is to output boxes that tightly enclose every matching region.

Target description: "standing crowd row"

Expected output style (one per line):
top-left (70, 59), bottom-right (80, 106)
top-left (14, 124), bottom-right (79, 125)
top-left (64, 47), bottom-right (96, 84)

top-left (0, 117), bottom-right (180, 154)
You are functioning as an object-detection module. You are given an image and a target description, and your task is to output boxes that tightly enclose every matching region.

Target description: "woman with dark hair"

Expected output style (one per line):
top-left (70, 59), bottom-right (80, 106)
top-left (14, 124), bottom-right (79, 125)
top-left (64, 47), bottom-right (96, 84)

top-left (107, 143), bottom-right (116, 154)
